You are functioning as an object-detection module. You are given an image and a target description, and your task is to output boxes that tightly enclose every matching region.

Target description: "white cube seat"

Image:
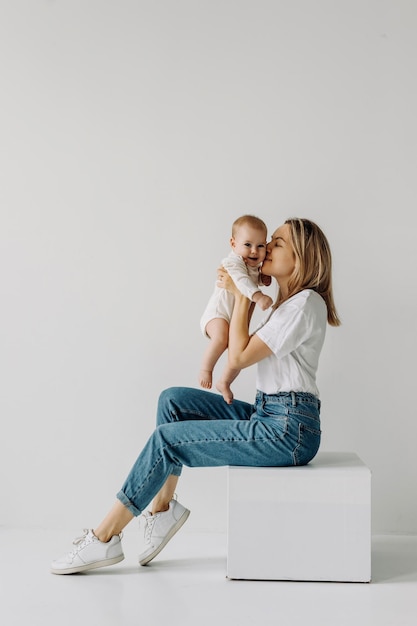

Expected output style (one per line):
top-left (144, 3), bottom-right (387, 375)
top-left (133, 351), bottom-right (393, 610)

top-left (227, 451), bottom-right (371, 582)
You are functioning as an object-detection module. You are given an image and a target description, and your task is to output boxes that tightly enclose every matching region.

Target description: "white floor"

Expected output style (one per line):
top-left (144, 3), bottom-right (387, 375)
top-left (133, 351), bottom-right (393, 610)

top-left (1, 528), bottom-right (416, 626)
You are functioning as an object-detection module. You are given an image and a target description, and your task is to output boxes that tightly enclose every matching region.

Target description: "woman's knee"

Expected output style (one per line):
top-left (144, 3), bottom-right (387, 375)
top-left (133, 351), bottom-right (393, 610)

top-left (156, 387), bottom-right (187, 426)
top-left (157, 388), bottom-right (174, 426)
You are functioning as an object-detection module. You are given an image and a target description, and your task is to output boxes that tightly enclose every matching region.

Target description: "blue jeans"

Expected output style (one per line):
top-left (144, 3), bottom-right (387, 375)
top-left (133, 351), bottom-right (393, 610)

top-left (117, 387), bottom-right (321, 516)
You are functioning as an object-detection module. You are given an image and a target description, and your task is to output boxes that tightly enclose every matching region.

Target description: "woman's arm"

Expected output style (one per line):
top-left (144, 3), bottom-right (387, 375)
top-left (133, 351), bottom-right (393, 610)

top-left (217, 267), bottom-right (272, 370)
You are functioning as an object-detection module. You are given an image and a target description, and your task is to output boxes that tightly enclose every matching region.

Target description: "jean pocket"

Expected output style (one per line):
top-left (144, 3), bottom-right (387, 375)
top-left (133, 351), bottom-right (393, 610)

top-left (256, 402), bottom-right (289, 438)
top-left (294, 423), bottom-right (321, 465)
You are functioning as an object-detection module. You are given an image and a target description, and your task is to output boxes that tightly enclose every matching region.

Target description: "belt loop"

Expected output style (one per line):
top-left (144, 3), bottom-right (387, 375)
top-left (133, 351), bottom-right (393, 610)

top-left (291, 391), bottom-right (296, 406)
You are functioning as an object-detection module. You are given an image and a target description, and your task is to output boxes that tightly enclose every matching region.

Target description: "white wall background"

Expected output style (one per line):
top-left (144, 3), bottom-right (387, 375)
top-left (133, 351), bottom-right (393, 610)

top-left (1, 0), bottom-right (416, 535)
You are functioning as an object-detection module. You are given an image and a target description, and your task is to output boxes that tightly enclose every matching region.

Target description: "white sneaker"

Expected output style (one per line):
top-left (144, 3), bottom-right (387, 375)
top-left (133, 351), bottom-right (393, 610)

top-left (51, 529), bottom-right (124, 575)
top-left (138, 499), bottom-right (190, 566)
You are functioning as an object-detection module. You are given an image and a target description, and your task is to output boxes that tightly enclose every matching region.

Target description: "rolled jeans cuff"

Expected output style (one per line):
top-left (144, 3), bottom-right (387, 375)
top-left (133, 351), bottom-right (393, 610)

top-left (116, 490), bottom-right (142, 517)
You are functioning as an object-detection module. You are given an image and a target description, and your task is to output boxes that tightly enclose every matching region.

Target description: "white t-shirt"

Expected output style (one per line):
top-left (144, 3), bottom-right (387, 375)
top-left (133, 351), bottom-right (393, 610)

top-left (254, 289), bottom-right (327, 396)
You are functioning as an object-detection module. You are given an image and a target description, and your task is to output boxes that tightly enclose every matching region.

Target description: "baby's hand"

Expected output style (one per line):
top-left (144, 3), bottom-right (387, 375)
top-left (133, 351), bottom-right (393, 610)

top-left (255, 294), bottom-right (273, 311)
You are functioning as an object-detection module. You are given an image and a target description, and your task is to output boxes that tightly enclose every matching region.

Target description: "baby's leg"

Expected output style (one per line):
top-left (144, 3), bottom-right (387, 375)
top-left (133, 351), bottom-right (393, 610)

top-left (199, 318), bottom-right (229, 389)
top-left (216, 367), bottom-right (240, 405)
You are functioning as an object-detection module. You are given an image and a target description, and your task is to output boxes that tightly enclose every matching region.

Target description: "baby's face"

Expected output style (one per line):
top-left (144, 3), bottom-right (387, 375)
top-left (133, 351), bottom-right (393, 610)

top-left (231, 225), bottom-right (267, 267)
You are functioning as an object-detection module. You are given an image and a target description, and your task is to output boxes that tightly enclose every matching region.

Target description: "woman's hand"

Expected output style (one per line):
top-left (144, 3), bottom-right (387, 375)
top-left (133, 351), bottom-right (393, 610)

top-left (217, 266), bottom-right (239, 296)
top-left (217, 267), bottom-right (273, 371)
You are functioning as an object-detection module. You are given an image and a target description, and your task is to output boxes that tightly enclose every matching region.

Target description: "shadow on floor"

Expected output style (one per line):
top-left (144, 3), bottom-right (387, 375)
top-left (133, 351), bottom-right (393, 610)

top-left (371, 537), bottom-right (417, 583)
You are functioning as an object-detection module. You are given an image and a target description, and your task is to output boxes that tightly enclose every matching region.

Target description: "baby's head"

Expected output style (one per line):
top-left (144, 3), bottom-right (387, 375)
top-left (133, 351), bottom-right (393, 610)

top-left (231, 215), bottom-right (268, 267)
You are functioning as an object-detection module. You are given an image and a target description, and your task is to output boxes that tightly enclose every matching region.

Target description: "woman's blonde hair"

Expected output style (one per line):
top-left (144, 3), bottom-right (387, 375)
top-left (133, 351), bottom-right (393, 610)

top-left (277, 218), bottom-right (341, 327)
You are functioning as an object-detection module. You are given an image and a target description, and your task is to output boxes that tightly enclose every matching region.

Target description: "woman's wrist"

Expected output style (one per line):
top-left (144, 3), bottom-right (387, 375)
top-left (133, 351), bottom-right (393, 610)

top-left (233, 290), bottom-right (251, 311)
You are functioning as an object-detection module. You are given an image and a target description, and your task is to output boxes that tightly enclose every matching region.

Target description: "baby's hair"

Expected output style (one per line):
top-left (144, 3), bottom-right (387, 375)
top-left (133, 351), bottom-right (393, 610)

top-left (232, 214), bottom-right (267, 238)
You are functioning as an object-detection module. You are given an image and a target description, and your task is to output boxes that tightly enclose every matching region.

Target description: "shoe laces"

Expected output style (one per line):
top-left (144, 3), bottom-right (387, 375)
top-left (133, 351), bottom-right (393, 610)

top-left (141, 496), bottom-right (178, 544)
top-left (68, 529), bottom-right (94, 557)
top-left (142, 513), bottom-right (156, 545)
top-left (71, 528), bottom-right (122, 552)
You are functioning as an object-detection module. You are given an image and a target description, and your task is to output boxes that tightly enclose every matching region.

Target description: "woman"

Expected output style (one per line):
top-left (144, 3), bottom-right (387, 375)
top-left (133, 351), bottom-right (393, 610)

top-left (51, 217), bottom-right (340, 575)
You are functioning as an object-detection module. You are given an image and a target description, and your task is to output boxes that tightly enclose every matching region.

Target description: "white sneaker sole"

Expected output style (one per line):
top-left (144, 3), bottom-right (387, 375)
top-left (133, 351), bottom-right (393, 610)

top-left (51, 554), bottom-right (124, 575)
top-left (139, 508), bottom-right (190, 566)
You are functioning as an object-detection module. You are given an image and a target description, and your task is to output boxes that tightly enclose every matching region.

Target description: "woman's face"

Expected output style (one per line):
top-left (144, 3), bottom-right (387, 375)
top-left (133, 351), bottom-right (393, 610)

top-left (262, 223), bottom-right (296, 285)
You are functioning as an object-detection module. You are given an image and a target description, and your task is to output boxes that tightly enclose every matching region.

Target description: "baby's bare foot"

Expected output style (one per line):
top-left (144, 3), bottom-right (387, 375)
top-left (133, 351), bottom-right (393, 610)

top-left (199, 370), bottom-right (212, 389)
top-left (216, 380), bottom-right (234, 404)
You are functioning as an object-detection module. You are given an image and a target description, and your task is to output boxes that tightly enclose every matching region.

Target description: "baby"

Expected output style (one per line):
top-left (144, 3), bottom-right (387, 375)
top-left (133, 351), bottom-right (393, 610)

top-left (199, 214), bottom-right (273, 404)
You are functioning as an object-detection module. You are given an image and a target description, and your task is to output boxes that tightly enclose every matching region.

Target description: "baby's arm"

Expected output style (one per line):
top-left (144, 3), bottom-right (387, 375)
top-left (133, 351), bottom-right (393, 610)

top-left (222, 256), bottom-right (273, 310)
top-left (252, 290), bottom-right (273, 311)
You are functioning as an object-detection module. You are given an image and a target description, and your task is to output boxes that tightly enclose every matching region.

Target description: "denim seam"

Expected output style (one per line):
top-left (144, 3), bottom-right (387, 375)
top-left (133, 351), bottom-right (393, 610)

top-left (128, 453), bottom-right (176, 509)
top-left (127, 431), bottom-right (286, 509)
top-left (173, 409), bottom-right (224, 421)
top-left (293, 423), bottom-right (320, 466)
top-left (169, 435), bottom-right (281, 445)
